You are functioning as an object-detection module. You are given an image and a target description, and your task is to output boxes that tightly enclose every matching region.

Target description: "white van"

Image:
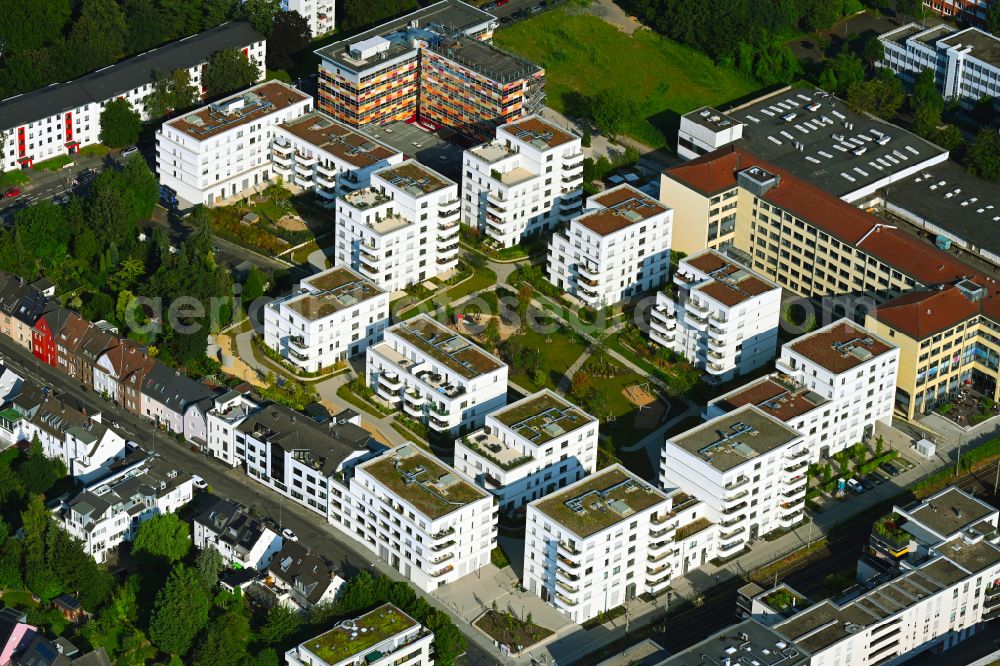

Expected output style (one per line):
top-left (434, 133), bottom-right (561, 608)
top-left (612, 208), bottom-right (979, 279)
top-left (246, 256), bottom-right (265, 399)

top-left (846, 478), bottom-right (865, 495)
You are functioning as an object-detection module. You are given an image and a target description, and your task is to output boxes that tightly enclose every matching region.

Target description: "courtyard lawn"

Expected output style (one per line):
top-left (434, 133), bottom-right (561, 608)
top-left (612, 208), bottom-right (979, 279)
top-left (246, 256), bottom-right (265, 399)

top-left (32, 155), bottom-right (73, 172)
top-left (507, 326), bottom-right (588, 391)
top-left (0, 170), bottom-right (29, 188)
top-left (77, 144), bottom-right (110, 158)
top-left (494, 7), bottom-right (759, 148)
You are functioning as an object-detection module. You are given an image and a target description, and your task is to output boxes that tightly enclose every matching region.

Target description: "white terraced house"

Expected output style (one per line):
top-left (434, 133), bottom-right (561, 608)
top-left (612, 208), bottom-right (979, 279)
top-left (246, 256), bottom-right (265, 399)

top-left (205, 388), bottom-right (261, 467)
top-left (271, 111), bottom-right (403, 201)
top-left (650, 249), bottom-right (781, 382)
top-left (264, 266), bottom-right (389, 373)
top-left (1, 22), bottom-right (264, 173)
top-left (285, 604), bottom-right (434, 666)
top-left (454, 389), bottom-right (598, 512)
top-left (523, 465), bottom-right (673, 623)
top-left (339, 444), bottom-right (497, 591)
top-left (334, 160), bottom-right (461, 292)
top-left (547, 185), bottom-right (673, 307)
top-left (366, 314), bottom-right (508, 434)
top-left (660, 405), bottom-right (808, 557)
top-left (462, 115), bottom-right (584, 249)
top-left (707, 320), bottom-right (899, 463)
top-left (155, 81), bottom-right (313, 207)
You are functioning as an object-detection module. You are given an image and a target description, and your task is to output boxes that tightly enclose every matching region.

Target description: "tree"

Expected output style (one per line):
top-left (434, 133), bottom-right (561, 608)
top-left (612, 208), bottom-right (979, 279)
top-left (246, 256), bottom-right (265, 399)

top-left (861, 36), bottom-right (884, 70)
top-left (897, 0), bottom-right (920, 18)
top-left (192, 608), bottom-right (250, 666)
top-left (203, 48), bottom-right (260, 99)
top-left (424, 608), bottom-right (464, 666)
top-left (122, 0), bottom-right (170, 54)
top-left (196, 546), bottom-right (224, 590)
top-left (967, 129), bottom-right (1000, 182)
top-left (202, 0), bottom-right (235, 31)
top-left (342, 0), bottom-right (418, 30)
top-left (243, 649), bottom-right (280, 666)
top-left (150, 564), bottom-right (212, 657)
top-left (242, 266), bottom-right (268, 303)
top-left (267, 11), bottom-right (311, 71)
top-left (99, 98), bottom-right (142, 149)
top-left (132, 514), bottom-right (191, 568)
top-left (582, 128), bottom-right (592, 148)
top-left (17, 435), bottom-right (59, 494)
top-left (829, 51), bottom-right (865, 97)
top-left (236, 0), bottom-right (282, 35)
top-left (66, 0), bottom-right (128, 75)
top-left (590, 88), bottom-right (638, 139)
top-left (972, 96), bottom-right (998, 126)
top-left (482, 318), bottom-right (501, 351)
top-left (846, 71), bottom-right (904, 120)
top-left (988, 0), bottom-right (1000, 35)
top-left (0, 0), bottom-right (72, 52)
top-left (258, 605), bottom-right (302, 644)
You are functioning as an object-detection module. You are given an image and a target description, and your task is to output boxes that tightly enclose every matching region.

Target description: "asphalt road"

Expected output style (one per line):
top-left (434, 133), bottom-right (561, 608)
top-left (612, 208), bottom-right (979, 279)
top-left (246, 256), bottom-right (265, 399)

top-left (0, 333), bottom-right (497, 665)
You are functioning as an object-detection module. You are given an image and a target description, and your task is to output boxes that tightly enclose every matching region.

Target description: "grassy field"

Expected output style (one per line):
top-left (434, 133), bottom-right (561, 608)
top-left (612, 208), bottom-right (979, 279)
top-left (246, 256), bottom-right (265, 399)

top-left (508, 326), bottom-right (588, 391)
top-left (0, 170), bottom-right (29, 188)
top-left (494, 7), bottom-right (758, 148)
top-left (32, 155), bottom-right (73, 172)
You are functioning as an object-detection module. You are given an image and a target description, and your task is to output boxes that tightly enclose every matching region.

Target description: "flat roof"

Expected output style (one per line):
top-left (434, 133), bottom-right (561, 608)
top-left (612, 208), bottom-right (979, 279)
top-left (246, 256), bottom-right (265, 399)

top-left (714, 376), bottom-right (827, 423)
top-left (532, 465), bottom-right (667, 538)
top-left (788, 321), bottom-right (895, 374)
top-left (502, 116), bottom-right (577, 150)
top-left (669, 405), bottom-right (801, 472)
top-left (491, 389), bottom-right (594, 445)
top-left (578, 185), bottom-right (668, 236)
top-left (722, 88), bottom-right (946, 199)
top-left (682, 250), bottom-right (779, 307)
top-left (377, 160), bottom-right (454, 196)
top-left (935, 536), bottom-right (1000, 574)
top-left (278, 112), bottom-right (399, 168)
top-left (905, 486), bottom-right (996, 538)
top-left (682, 106), bottom-right (741, 133)
top-left (884, 160), bottom-right (1000, 267)
top-left (315, 0), bottom-right (496, 72)
top-left (939, 27), bottom-right (1000, 68)
top-left (167, 81), bottom-right (309, 141)
top-left (299, 603), bottom-right (417, 663)
top-left (656, 620), bottom-right (809, 666)
top-left (424, 35), bottom-right (542, 82)
top-left (0, 21), bottom-right (262, 132)
top-left (287, 267), bottom-right (385, 320)
top-left (390, 315), bottom-right (503, 379)
top-left (360, 444), bottom-right (488, 519)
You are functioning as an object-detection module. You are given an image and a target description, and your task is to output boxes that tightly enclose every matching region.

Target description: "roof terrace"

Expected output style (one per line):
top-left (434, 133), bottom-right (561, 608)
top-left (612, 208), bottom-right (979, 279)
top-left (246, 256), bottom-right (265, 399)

top-left (714, 375), bottom-right (828, 423)
top-left (298, 603), bottom-right (417, 665)
top-left (491, 390), bottom-right (594, 445)
top-left (788, 321), bottom-right (895, 374)
top-left (669, 405), bottom-right (801, 472)
top-left (377, 161), bottom-right (453, 196)
top-left (167, 81), bottom-right (309, 141)
top-left (277, 112), bottom-right (397, 168)
top-left (578, 185), bottom-right (668, 236)
top-left (503, 116), bottom-right (576, 150)
top-left (391, 315), bottom-right (504, 381)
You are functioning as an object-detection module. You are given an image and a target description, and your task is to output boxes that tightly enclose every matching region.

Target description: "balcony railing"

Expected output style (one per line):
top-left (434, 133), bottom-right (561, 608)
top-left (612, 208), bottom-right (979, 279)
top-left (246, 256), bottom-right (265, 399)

top-left (554, 592), bottom-right (577, 607)
top-left (559, 540), bottom-right (581, 555)
top-left (557, 555), bottom-right (580, 569)
top-left (724, 476), bottom-right (750, 491)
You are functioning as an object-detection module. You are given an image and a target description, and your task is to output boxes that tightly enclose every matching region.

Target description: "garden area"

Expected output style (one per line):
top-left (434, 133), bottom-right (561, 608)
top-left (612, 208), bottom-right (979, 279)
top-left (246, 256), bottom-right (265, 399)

top-left (804, 438), bottom-right (900, 508)
top-left (493, 6), bottom-right (758, 148)
top-left (207, 185), bottom-right (326, 256)
top-left (935, 393), bottom-right (1000, 428)
top-left (394, 257), bottom-right (498, 321)
top-left (475, 607), bottom-right (553, 652)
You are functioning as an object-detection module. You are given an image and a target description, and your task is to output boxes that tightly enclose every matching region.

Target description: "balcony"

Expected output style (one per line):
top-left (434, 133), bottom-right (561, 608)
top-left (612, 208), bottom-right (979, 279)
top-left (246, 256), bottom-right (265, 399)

top-left (294, 160), bottom-right (313, 175)
top-left (431, 527), bottom-right (455, 540)
top-left (708, 336), bottom-right (726, 350)
top-left (288, 335), bottom-right (307, 350)
top-left (576, 262), bottom-right (600, 279)
top-left (430, 539), bottom-right (455, 552)
top-left (707, 361), bottom-right (727, 375)
top-left (431, 564), bottom-right (454, 578)
top-left (429, 551), bottom-right (454, 565)
top-left (556, 566), bottom-right (580, 585)
top-left (648, 549), bottom-right (670, 563)
top-left (360, 245), bottom-right (378, 262)
top-left (787, 448), bottom-right (809, 461)
top-left (775, 358), bottom-right (796, 375)
top-left (646, 563), bottom-right (670, 577)
top-left (720, 525), bottom-right (745, 540)
top-left (784, 473), bottom-right (807, 489)
top-left (439, 206), bottom-right (460, 218)
top-left (315, 171), bottom-right (337, 187)
top-left (557, 554), bottom-right (580, 569)
top-left (719, 538), bottom-right (743, 553)
top-left (563, 156), bottom-right (584, 170)
top-left (724, 488), bottom-right (749, 503)
top-left (438, 243), bottom-right (460, 257)
top-left (649, 525), bottom-right (671, 539)
top-left (288, 348), bottom-right (308, 361)
top-left (315, 161), bottom-right (337, 177)
top-left (558, 540), bottom-right (581, 556)
top-left (271, 151), bottom-right (292, 166)
top-left (554, 592), bottom-right (577, 607)
top-left (724, 476), bottom-right (750, 491)
top-left (295, 152), bottom-right (317, 166)
top-left (784, 458), bottom-right (808, 473)
top-left (708, 350), bottom-right (726, 361)
top-left (723, 501), bottom-right (748, 515)
top-left (648, 540), bottom-right (671, 554)
top-left (685, 298), bottom-right (710, 315)
top-left (779, 510), bottom-right (804, 527)
top-left (708, 322), bottom-right (727, 336)
top-left (556, 579), bottom-right (579, 594)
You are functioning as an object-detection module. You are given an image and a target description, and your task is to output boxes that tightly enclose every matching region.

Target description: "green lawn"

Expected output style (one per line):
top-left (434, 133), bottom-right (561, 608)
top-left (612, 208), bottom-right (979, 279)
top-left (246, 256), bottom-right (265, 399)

top-left (77, 144), bottom-right (110, 158)
top-left (494, 7), bottom-right (759, 148)
top-left (0, 170), bottom-right (29, 188)
top-left (507, 326), bottom-right (588, 391)
top-left (32, 155), bottom-right (73, 172)
top-left (397, 265), bottom-right (498, 320)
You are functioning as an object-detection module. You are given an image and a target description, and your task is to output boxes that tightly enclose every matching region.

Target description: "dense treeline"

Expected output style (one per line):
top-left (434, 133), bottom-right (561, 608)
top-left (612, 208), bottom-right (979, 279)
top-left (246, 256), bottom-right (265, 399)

top-left (0, 0), bottom-right (280, 99)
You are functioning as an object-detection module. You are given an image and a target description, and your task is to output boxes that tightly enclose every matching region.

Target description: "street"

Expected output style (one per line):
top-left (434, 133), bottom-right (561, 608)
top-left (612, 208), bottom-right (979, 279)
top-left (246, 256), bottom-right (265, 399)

top-left (0, 333), bottom-right (501, 665)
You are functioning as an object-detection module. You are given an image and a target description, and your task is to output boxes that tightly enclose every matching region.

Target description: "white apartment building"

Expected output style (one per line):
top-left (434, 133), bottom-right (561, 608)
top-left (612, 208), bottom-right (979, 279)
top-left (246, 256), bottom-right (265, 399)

top-left (650, 249), bottom-right (781, 382)
top-left (334, 161), bottom-right (461, 292)
top-left (271, 112), bottom-right (403, 201)
top-left (24, 403), bottom-right (126, 483)
top-left (676, 107), bottom-right (745, 161)
top-left (366, 314), bottom-right (509, 434)
top-left (523, 465), bottom-right (673, 623)
top-left (264, 266), bottom-right (389, 373)
top-left (238, 404), bottom-right (380, 518)
top-left (205, 389), bottom-right (261, 466)
top-left (660, 405), bottom-right (808, 557)
top-left (1, 22), bottom-right (264, 173)
top-left (708, 320), bottom-right (899, 462)
top-left (156, 80), bottom-right (312, 207)
top-left (547, 185), bottom-right (673, 307)
top-left (462, 115), bottom-right (584, 248)
top-left (285, 604), bottom-right (434, 666)
top-left (193, 496), bottom-right (284, 571)
top-left (282, 0), bottom-right (335, 38)
top-left (339, 444), bottom-right (497, 591)
top-left (454, 389), bottom-right (598, 512)
top-left (880, 23), bottom-right (1000, 107)
top-left (60, 457), bottom-right (194, 563)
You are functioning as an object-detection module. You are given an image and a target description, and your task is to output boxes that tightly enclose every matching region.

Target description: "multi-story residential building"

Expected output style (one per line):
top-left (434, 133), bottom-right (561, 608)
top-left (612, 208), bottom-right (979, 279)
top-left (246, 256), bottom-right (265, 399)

top-left (650, 249), bottom-right (781, 382)
top-left (880, 24), bottom-right (1000, 106)
top-left (205, 388), bottom-right (260, 466)
top-left (660, 405), bottom-right (808, 556)
top-left (156, 81), bottom-right (313, 207)
top-left (461, 116), bottom-right (584, 248)
top-left (141, 360), bottom-right (217, 443)
top-left (654, 619), bottom-right (810, 666)
top-left (282, 0), bottom-right (335, 38)
top-left (264, 266), bottom-right (389, 373)
top-left (366, 314), bottom-right (508, 434)
top-left (271, 111), bottom-right (402, 201)
top-left (239, 404), bottom-right (381, 517)
top-left (266, 541), bottom-right (345, 611)
top-left (59, 457), bottom-right (194, 563)
top-left (339, 443), bottom-right (496, 591)
top-left (865, 279), bottom-right (1000, 420)
top-left (0, 273), bottom-right (47, 350)
top-left (314, 1), bottom-right (543, 140)
top-left (285, 604), bottom-right (434, 666)
top-left (193, 495), bottom-right (284, 571)
top-left (65, 325), bottom-right (116, 392)
top-left (24, 401), bottom-right (127, 483)
top-left (547, 185), bottom-right (673, 307)
top-left (31, 305), bottom-right (73, 368)
top-left (93, 343), bottom-right (156, 415)
top-left (523, 465), bottom-right (673, 623)
top-left (454, 389), bottom-right (598, 512)
top-left (334, 160), bottom-right (461, 292)
top-left (0, 22), bottom-right (265, 172)
top-left (314, 1), bottom-right (495, 128)
top-left (709, 320), bottom-right (899, 460)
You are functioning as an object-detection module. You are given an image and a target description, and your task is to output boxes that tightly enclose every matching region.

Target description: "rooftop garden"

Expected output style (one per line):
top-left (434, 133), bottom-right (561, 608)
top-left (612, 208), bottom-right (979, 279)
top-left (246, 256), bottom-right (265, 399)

top-left (306, 604), bottom-right (416, 664)
top-left (461, 436), bottom-right (533, 471)
top-left (762, 588), bottom-right (805, 612)
top-left (534, 468), bottom-right (664, 538)
top-left (674, 517), bottom-right (712, 541)
top-left (873, 513), bottom-right (910, 547)
top-left (363, 451), bottom-right (487, 519)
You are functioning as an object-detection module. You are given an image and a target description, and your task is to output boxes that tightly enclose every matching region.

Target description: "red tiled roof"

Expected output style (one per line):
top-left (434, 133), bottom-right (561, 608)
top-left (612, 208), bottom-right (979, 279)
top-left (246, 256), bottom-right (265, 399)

top-left (871, 286), bottom-right (984, 340)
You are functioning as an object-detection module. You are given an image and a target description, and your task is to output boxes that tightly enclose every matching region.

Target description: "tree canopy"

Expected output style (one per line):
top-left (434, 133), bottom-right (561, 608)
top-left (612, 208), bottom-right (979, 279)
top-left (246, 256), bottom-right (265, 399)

top-left (150, 564), bottom-right (212, 656)
top-left (968, 130), bottom-right (1000, 182)
top-left (132, 513), bottom-right (191, 567)
top-left (203, 48), bottom-right (260, 99)
top-left (267, 11), bottom-right (312, 70)
top-left (99, 98), bottom-right (142, 149)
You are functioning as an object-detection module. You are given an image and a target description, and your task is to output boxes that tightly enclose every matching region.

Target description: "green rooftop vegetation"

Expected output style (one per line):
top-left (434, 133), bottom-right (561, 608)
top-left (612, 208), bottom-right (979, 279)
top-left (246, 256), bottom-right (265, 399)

top-left (674, 517), bottom-right (712, 541)
top-left (762, 588), bottom-right (804, 611)
top-left (305, 604), bottom-right (416, 664)
top-left (395, 316), bottom-right (502, 380)
top-left (363, 448), bottom-right (488, 519)
top-left (873, 513), bottom-right (910, 547)
top-left (493, 391), bottom-right (594, 444)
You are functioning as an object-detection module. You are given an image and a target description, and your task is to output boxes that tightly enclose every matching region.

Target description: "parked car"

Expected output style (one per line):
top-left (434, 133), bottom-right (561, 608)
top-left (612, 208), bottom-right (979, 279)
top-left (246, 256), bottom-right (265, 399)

top-left (281, 528), bottom-right (298, 542)
top-left (191, 475), bottom-right (208, 490)
top-left (530, 3), bottom-right (544, 12)
top-left (482, 1), bottom-right (497, 8)
top-left (859, 477), bottom-right (875, 491)
top-left (846, 478), bottom-right (865, 495)
top-left (121, 146), bottom-right (139, 158)
top-left (879, 462), bottom-right (900, 476)
top-left (496, 0), bottom-right (511, 5)
top-left (3, 188), bottom-right (21, 198)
